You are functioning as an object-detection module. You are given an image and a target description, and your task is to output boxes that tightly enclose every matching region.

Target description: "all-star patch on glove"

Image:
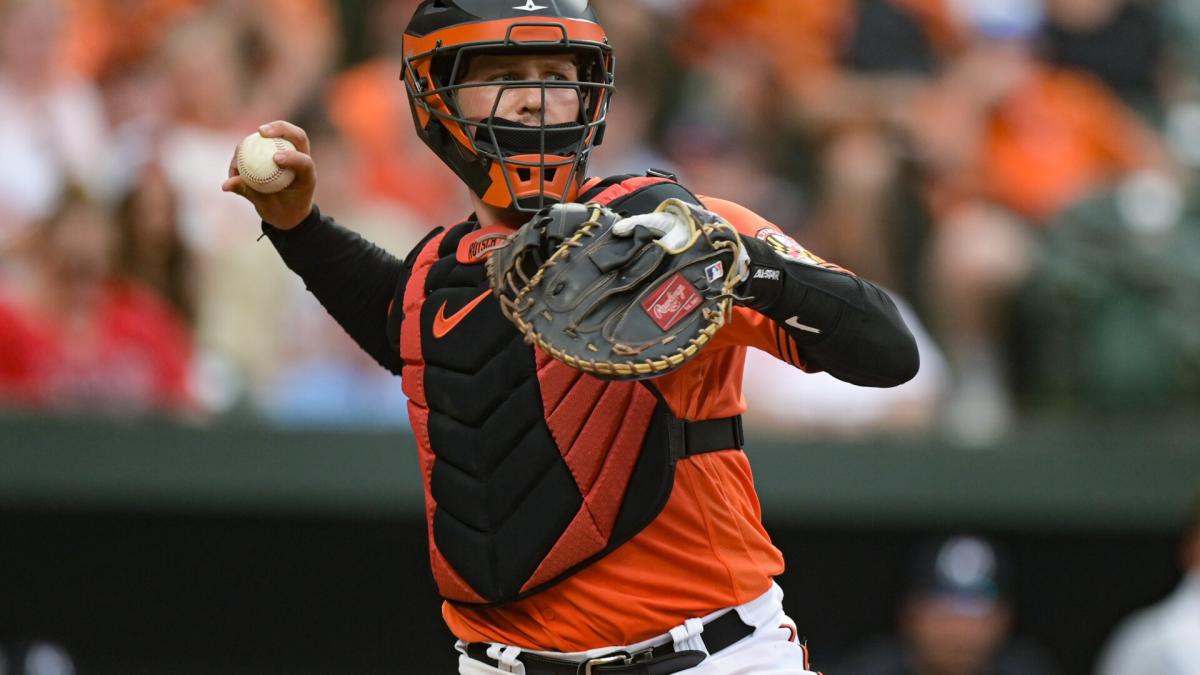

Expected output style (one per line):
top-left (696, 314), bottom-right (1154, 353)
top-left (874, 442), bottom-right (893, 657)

top-left (487, 199), bottom-right (748, 380)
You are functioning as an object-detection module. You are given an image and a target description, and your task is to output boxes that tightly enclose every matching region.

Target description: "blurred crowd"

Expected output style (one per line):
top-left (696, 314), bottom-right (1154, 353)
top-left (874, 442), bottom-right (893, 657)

top-left (1, 0), bottom-right (1199, 444)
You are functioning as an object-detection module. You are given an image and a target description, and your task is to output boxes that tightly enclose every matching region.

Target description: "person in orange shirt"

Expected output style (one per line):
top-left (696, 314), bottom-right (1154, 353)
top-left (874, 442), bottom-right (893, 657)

top-left (909, 0), bottom-right (1177, 445)
top-left (676, 0), bottom-right (966, 294)
top-left (324, 58), bottom-right (468, 225)
top-left (222, 2), bottom-right (918, 673)
top-left (679, 0), bottom-right (963, 115)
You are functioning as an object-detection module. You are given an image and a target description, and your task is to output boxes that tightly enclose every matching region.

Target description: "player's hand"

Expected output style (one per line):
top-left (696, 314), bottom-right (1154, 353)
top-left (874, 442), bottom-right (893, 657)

top-left (613, 204), bottom-right (750, 279)
top-left (221, 120), bottom-right (317, 231)
top-left (612, 212), bottom-right (695, 251)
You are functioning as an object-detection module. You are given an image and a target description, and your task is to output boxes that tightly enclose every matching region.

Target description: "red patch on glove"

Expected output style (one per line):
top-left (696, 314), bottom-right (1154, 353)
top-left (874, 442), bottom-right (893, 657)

top-left (641, 273), bottom-right (702, 331)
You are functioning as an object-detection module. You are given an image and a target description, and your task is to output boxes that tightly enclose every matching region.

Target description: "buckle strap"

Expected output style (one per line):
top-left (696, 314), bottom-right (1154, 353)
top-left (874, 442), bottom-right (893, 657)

top-left (465, 609), bottom-right (754, 675)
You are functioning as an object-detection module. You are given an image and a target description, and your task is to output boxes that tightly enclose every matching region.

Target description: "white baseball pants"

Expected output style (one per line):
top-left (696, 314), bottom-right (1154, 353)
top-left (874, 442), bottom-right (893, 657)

top-left (456, 583), bottom-right (820, 674)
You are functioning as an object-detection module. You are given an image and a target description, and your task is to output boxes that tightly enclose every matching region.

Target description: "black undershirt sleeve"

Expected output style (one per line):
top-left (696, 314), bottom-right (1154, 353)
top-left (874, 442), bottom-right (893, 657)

top-left (738, 236), bottom-right (920, 388)
top-left (261, 205), bottom-right (407, 375)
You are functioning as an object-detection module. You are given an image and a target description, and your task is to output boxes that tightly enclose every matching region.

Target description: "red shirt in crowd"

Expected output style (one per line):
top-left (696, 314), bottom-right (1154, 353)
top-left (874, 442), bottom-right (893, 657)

top-left (0, 281), bottom-right (193, 414)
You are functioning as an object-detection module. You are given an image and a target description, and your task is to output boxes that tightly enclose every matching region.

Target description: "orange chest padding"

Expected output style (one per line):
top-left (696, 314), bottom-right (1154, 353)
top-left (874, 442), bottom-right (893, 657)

top-left (399, 195), bottom-right (679, 606)
top-left (398, 174), bottom-right (723, 606)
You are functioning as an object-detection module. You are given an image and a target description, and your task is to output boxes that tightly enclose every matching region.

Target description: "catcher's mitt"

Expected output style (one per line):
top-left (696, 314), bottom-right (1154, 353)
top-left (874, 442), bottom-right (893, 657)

top-left (486, 198), bottom-right (747, 380)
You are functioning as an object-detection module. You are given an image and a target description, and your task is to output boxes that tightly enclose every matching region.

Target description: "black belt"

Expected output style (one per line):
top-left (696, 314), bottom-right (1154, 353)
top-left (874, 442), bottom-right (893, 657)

top-left (670, 415), bottom-right (743, 460)
top-left (464, 609), bottom-right (754, 675)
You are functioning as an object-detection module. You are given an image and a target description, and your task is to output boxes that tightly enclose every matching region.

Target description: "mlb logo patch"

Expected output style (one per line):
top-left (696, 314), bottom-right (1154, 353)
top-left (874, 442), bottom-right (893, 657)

top-left (704, 261), bottom-right (725, 283)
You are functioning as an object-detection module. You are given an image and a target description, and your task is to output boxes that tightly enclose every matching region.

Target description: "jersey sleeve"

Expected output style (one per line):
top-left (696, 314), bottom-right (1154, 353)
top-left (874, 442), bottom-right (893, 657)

top-left (700, 196), bottom-right (831, 371)
top-left (699, 196), bottom-right (919, 388)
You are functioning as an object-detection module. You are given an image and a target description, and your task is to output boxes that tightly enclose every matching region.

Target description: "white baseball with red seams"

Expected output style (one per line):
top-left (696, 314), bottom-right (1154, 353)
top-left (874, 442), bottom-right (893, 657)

top-left (236, 132), bottom-right (296, 194)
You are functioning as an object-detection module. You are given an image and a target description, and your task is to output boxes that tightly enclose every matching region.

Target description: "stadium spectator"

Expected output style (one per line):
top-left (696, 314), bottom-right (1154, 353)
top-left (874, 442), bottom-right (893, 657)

top-left (1042, 0), bottom-right (1163, 113)
top-left (909, 0), bottom-right (1179, 444)
top-left (323, 58), bottom-right (467, 226)
top-left (0, 0), bottom-right (114, 245)
top-left (58, 0), bottom-right (201, 82)
top-left (837, 535), bottom-right (1061, 675)
top-left (661, 55), bottom-right (806, 236)
top-left (320, 0), bottom-right (465, 227)
top-left (156, 6), bottom-right (340, 403)
top-left (588, 1), bottom-right (677, 179)
top-left (678, 0), bottom-right (962, 124)
top-left (0, 0), bottom-right (1191, 437)
top-left (114, 163), bottom-right (197, 326)
top-left (0, 187), bottom-right (194, 415)
top-left (1096, 493), bottom-right (1200, 675)
top-left (676, 0), bottom-right (957, 294)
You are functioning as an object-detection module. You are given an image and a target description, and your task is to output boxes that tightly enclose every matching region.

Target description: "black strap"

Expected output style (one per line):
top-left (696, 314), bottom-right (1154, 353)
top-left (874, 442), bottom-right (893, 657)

top-left (465, 608), bottom-right (754, 675)
top-left (667, 416), bottom-right (744, 461)
top-left (578, 173), bottom-right (704, 218)
top-left (607, 180), bottom-right (702, 218)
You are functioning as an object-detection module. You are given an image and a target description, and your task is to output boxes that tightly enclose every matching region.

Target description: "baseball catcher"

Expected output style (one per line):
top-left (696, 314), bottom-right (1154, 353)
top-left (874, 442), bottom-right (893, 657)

top-left (223, 1), bottom-right (919, 673)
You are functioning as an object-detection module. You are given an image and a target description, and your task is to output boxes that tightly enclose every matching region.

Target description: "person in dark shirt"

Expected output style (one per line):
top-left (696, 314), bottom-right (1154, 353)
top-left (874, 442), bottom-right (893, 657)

top-left (838, 536), bottom-right (1060, 675)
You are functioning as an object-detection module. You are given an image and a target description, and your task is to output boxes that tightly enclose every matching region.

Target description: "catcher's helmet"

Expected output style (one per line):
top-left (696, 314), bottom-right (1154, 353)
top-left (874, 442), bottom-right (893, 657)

top-left (402, 0), bottom-right (615, 213)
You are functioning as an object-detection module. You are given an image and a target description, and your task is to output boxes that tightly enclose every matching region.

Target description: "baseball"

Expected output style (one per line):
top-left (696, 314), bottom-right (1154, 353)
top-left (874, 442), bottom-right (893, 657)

top-left (236, 132), bottom-right (296, 194)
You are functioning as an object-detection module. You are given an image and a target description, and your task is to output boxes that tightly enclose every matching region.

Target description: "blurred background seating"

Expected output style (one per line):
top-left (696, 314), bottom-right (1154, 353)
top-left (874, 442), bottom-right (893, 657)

top-left (3, 0), bottom-right (1198, 435)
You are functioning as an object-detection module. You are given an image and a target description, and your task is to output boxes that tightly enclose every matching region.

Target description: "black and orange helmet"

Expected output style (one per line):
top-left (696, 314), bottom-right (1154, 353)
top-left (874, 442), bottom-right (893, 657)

top-left (402, 0), bottom-right (615, 213)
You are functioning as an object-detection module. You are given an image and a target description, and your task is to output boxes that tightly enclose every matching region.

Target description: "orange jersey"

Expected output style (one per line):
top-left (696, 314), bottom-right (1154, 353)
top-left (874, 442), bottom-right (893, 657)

top-left (917, 66), bottom-right (1161, 223)
top-left (982, 68), bottom-right (1155, 222)
top-left (442, 197), bottom-right (819, 651)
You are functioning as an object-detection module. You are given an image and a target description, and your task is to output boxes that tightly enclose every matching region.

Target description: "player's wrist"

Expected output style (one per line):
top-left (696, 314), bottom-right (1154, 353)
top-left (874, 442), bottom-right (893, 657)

top-left (262, 203), bottom-right (320, 236)
top-left (734, 238), bottom-right (784, 310)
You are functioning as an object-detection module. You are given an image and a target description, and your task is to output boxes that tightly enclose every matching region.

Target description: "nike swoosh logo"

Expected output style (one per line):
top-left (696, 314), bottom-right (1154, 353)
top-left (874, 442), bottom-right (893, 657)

top-left (433, 291), bottom-right (491, 339)
top-left (785, 317), bottom-right (821, 334)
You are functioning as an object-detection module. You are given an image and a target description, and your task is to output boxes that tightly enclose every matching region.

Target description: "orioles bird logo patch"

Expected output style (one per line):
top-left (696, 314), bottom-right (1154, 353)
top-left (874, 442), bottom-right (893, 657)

top-left (755, 228), bottom-right (825, 266)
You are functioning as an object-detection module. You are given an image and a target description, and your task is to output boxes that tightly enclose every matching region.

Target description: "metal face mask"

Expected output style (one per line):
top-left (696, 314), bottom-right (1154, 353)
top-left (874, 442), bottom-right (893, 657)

top-left (403, 0), bottom-right (614, 213)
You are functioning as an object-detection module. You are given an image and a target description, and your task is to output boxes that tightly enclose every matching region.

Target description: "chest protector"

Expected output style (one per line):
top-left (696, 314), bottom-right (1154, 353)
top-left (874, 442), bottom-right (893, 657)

top-left (396, 174), bottom-right (743, 606)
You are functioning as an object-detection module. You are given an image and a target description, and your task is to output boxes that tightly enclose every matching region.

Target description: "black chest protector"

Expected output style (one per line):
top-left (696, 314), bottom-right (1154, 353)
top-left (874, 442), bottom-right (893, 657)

top-left (395, 175), bottom-right (743, 606)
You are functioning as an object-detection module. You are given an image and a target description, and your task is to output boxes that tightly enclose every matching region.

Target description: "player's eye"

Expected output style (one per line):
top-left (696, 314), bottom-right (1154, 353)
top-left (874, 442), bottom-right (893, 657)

top-left (487, 72), bottom-right (520, 82)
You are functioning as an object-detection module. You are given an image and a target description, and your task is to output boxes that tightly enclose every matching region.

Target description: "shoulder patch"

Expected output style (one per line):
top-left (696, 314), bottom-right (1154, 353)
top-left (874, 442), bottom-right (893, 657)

top-left (754, 228), bottom-right (825, 266)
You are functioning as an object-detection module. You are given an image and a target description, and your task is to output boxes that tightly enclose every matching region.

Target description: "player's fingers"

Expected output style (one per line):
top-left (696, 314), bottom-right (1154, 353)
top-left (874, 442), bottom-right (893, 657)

top-left (258, 120), bottom-right (310, 154)
top-left (272, 149), bottom-right (315, 184)
top-left (221, 175), bottom-right (247, 195)
top-left (228, 146), bottom-right (241, 178)
top-left (613, 212), bottom-right (674, 237)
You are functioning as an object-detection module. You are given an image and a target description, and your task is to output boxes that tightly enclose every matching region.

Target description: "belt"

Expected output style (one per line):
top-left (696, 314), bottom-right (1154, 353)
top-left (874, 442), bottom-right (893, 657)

top-left (464, 609), bottom-right (754, 675)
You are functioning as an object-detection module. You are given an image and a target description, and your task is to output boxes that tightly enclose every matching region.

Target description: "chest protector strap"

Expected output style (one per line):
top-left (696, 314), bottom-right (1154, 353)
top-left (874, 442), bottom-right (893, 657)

top-left (402, 173), bottom-right (743, 607)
